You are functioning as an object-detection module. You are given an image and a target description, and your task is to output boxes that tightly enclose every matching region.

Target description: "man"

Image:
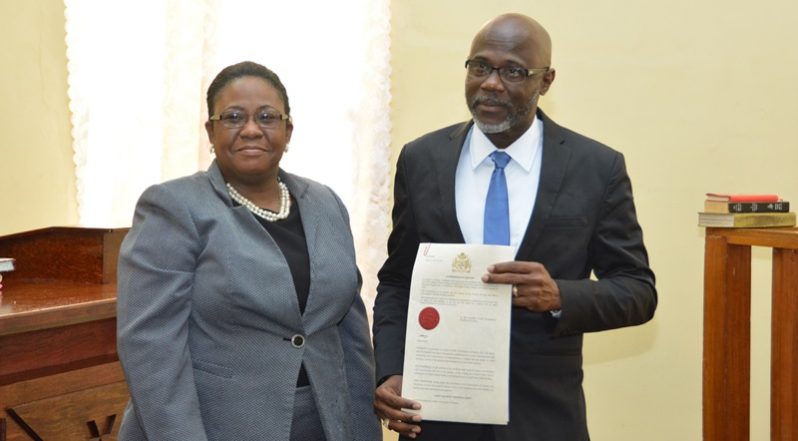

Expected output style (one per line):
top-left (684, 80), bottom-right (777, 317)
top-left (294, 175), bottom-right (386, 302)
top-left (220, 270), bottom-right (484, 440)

top-left (372, 13), bottom-right (657, 441)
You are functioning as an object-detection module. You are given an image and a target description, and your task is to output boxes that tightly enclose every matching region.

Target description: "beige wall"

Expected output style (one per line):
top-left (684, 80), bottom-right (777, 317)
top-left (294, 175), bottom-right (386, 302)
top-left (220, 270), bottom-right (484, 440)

top-left (4, 1), bottom-right (798, 440)
top-left (391, 1), bottom-right (798, 440)
top-left (0, 0), bottom-right (76, 236)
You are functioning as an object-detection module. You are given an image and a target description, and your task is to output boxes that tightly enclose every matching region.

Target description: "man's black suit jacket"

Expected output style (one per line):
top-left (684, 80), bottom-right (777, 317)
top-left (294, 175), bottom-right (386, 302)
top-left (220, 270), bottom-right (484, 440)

top-left (373, 110), bottom-right (657, 441)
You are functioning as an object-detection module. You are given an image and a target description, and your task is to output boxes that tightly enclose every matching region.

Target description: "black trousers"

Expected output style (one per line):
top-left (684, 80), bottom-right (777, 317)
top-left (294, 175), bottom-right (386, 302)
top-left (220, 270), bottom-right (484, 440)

top-left (400, 421), bottom-right (495, 441)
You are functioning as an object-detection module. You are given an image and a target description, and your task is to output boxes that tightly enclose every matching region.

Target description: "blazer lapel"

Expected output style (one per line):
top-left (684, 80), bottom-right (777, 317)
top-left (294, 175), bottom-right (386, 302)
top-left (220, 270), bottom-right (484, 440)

top-left (433, 122), bottom-right (472, 243)
top-left (209, 162), bottom-right (305, 326)
top-left (279, 169), bottom-right (312, 245)
top-left (208, 161), bottom-right (275, 239)
top-left (280, 170), bottom-right (316, 318)
top-left (516, 111), bottom-right (571, 259)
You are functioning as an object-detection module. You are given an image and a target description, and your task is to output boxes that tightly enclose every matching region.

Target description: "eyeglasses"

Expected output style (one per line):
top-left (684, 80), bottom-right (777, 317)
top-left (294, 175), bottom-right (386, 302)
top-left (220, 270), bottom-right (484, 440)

top-left (209, 109), bottom-right (291, 130)
top-left (465, 59), bottom-right (549, 83)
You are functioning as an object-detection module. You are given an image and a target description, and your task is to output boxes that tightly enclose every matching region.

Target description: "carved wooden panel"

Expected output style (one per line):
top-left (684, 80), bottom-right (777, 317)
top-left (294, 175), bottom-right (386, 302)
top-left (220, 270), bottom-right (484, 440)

top-left (6, 381), bottom-right (128, 441)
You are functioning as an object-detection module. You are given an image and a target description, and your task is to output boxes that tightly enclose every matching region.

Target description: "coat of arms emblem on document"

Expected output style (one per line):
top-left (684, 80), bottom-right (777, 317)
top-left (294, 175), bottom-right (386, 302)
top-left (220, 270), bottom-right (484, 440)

top-left (452, 252), bottom-right (472, 273)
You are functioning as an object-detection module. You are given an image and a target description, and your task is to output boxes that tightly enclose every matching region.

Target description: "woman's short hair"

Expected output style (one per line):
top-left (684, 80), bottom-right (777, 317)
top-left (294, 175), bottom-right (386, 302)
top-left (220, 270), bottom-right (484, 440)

top-left (206, 61), bottom-right (290, 117)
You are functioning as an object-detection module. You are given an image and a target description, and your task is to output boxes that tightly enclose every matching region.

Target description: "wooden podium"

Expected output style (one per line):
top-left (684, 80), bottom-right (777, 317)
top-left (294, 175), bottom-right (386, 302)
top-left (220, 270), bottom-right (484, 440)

top-left (703, 227), bottom-right (798, 441)
top-left (0, 227), bottom-right (129, 441)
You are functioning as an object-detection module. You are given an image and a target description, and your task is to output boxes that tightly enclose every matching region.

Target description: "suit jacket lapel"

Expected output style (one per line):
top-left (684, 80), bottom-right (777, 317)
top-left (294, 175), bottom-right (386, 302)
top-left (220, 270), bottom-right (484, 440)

top-left (516, 111), bottom-right (571, 259)
top-left (209, 162), bottom-right (306, 326)
top-left (280, 170), bottom-right (317, 321)
top-left (434, 122), bottom-right (471, 243)
top-left (279, 169), bottom-right (312, 243)
top-left (208, 161), bottom-right (273, 238)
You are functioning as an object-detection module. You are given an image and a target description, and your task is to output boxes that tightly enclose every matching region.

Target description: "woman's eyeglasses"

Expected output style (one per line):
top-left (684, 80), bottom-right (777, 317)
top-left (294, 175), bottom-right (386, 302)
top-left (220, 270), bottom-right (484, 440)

top-left (210, 109), bottom-right (291, 129)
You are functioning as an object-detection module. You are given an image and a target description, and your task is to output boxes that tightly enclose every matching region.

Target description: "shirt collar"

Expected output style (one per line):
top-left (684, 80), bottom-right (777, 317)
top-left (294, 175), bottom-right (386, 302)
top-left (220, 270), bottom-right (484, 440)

top-left (468, 115), bottom-right (543, 172)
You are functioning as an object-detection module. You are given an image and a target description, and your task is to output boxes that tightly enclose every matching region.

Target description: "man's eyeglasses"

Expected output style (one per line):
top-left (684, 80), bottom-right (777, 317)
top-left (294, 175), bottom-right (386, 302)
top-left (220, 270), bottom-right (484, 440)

top-left (210, 109), bottom-right (291, 130)
top-left (465, 59), bottom-right (549, 83)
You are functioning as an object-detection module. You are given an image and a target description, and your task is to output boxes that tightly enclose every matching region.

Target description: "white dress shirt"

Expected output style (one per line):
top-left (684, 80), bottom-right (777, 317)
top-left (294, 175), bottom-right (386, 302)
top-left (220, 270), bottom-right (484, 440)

top-left (455, 116), bottom-right (544, 253)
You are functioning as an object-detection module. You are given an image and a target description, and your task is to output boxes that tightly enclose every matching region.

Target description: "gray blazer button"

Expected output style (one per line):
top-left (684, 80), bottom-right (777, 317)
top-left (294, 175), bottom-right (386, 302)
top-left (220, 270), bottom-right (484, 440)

top-left (290, 334), bottom-right (305, 348)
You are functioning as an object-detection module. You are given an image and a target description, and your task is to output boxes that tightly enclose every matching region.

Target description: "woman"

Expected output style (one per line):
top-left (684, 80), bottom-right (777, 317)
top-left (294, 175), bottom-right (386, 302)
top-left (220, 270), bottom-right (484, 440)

top-left (116, 61), bottom-right (380, 441)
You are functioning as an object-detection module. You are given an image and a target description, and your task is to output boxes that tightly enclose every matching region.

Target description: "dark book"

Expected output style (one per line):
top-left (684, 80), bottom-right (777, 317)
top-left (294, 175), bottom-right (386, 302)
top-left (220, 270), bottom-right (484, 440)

top-left (704, 200), bottom-right (790, 214)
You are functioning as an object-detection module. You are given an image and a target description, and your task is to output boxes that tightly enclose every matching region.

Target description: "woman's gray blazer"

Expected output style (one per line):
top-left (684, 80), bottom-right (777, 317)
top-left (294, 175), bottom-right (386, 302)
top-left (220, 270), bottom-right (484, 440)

top-left (116, 161), bottom-right (380, 440)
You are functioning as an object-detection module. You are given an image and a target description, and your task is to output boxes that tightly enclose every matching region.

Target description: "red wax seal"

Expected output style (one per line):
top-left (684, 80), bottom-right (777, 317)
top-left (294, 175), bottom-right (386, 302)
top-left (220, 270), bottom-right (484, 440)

top-left (419, 307), bottom-right (440, 330)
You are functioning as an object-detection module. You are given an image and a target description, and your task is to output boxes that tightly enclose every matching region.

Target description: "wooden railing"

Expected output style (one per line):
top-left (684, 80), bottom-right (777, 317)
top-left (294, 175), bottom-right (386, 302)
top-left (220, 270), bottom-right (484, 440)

top-left (703, 227), bottom-right (798, 441)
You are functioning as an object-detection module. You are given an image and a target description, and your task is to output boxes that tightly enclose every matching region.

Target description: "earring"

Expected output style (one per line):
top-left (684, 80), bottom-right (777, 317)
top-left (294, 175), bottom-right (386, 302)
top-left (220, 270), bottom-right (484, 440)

top-left (209, 144), bottom-right (215, 154)
top-left (284, 143), bottom-right (290, 153)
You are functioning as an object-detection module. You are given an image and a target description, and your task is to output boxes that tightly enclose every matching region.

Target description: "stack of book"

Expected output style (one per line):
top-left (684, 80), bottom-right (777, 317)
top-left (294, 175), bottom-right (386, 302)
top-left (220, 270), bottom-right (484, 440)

top-left (699, 193), bottom-right (796, 228)
top-left (0, 257), bottom-right (14, 290)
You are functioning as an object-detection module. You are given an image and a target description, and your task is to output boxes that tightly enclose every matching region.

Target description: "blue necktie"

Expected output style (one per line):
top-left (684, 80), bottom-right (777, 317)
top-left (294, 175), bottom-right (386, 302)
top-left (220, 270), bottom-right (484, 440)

top-left (484, 151), bottom-right (511, 245)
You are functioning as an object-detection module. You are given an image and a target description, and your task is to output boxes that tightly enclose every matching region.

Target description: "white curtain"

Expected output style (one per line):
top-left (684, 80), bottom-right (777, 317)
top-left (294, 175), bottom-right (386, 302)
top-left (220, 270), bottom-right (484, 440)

top-left (65, 0), bottom-right (392, 315)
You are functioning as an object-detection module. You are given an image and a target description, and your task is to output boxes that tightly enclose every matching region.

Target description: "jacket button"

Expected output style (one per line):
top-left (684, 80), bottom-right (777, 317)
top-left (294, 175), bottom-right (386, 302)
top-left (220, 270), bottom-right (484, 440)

top-left (290, 334), bottom-right (305, 348)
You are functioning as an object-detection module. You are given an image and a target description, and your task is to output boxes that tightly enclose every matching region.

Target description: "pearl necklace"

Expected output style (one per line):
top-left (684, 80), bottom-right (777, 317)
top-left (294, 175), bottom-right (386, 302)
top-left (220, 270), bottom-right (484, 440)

top-left (226, 181), bottom-right (291, 222)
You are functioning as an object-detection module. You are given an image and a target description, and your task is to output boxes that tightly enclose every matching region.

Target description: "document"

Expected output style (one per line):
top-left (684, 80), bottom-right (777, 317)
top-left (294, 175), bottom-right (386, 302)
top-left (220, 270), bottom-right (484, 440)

top-left (402, 243), bottom-right (514, 425)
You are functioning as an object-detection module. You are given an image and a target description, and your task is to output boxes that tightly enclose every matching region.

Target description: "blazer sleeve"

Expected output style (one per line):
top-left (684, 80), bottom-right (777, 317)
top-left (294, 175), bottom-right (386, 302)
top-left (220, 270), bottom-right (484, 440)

top-left (117, 184), bottom-right (209, 440)
top-left (553, 152), bottom-right (657, 335)
top-left (329, 189), bottom-right (382, 440)
top-left (372, 146), bottom-right (418, 382)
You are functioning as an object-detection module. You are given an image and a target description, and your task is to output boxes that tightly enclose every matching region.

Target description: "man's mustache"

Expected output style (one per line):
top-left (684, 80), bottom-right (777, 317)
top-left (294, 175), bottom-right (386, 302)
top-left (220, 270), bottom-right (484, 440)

top-left (470, 96), bottom-right (512, 109)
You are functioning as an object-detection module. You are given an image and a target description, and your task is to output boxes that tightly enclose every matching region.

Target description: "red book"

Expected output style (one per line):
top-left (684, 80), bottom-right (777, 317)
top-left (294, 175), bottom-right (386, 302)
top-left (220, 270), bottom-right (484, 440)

top-left (705, 193), bottom-right (781, 203)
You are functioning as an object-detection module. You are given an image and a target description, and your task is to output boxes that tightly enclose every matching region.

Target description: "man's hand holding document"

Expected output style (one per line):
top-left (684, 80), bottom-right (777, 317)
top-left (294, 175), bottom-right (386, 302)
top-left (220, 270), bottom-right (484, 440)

top-left (402, 243), bottom-right (514, 425)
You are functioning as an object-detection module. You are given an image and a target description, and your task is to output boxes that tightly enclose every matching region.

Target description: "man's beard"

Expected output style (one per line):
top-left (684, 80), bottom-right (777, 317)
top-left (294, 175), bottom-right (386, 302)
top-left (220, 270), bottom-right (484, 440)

top-left (469, 91), bottom-right (539, 134)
